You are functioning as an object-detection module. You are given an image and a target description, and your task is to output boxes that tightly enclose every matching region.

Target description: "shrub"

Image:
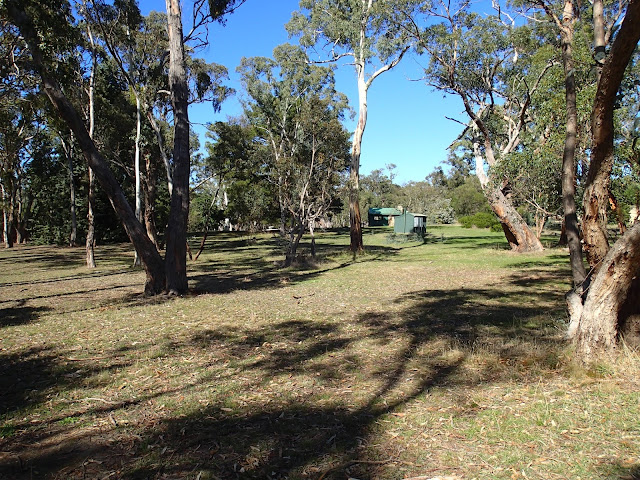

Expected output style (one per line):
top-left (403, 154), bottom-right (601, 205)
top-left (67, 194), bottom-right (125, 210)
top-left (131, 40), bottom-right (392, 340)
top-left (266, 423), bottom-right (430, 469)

top-left (459, 212), bottom-right (502, 230)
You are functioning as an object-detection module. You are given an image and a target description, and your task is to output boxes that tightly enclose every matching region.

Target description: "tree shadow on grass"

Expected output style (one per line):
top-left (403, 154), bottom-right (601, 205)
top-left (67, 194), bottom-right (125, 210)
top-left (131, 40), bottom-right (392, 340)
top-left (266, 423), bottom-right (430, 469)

top-left (188, 246), bottom-right (400, 295)
top-left (0, 302), bottom-right (51, 327)
top-left (120, 277), bottom-right (565, 479)
top-left (600, 461), bottom-right (640, 479)
top-left (1, 270), bottom-right (568, 479)
top-left (423, 233), bottom-right (510, 250)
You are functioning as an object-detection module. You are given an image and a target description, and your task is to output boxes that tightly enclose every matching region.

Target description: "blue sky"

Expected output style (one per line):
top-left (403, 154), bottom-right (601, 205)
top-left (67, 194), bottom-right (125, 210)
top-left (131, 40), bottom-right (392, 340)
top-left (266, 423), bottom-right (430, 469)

top-left (140, 1), bottom-right (466, 185)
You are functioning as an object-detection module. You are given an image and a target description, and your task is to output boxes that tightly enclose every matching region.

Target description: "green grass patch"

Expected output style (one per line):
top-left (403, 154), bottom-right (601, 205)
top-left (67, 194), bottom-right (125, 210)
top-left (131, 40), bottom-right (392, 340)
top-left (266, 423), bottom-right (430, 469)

top-left (0, 228), bottom-right (637, 479)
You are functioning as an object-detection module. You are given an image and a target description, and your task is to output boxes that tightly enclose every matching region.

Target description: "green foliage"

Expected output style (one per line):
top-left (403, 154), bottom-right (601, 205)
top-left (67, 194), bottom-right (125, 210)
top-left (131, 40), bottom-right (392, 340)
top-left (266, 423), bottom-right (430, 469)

top-left (459, 212), bottom-right (501, 230)
top-left (287, 0), bottom-right (422, 66)
top-left (448, 176), bottom-right (490, 218)
top-left (236, 44), bottom-right (351, 238)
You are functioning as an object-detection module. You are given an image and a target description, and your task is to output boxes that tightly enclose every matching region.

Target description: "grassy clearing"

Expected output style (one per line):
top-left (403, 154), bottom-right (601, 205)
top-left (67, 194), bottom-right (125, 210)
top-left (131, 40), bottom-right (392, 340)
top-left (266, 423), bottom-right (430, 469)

top-left (0, 226), bottom-right (638, 480)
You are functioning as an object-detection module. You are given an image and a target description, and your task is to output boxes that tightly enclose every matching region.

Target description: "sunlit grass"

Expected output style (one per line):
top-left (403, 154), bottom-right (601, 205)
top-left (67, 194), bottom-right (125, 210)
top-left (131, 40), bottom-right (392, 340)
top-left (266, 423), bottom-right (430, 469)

top-left (0, 226), bottom-right (638, 479)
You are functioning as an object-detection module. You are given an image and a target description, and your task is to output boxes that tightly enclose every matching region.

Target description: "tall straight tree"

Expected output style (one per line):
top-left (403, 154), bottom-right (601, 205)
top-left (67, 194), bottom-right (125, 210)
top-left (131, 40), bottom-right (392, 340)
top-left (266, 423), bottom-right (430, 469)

top-left (287, 0), bottom-right (421, 253)
top-left (164, 0), bottom-right (190, 294)
top-left (534, 0), bottom-right (588, 289)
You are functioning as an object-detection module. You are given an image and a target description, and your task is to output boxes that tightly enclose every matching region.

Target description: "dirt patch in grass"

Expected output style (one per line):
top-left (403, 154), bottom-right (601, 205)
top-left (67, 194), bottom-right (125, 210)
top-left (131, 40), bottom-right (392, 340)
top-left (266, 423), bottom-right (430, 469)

top-left (0, 228), bottom-right (638, 479)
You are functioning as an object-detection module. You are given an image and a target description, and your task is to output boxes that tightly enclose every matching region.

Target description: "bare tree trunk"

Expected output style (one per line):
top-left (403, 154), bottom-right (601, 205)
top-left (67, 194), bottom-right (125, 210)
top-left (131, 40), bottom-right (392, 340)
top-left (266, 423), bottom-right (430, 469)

top-left (285, 219), bottom-right (304, 266)
top-left (278, 178), bottom-right (287, 236)
top-left (147, 110), bottom-right (173, 196)
top-left (573, 221), bottom-right (640, 357)
top-left (472, 141), bottom-right (543, 252)
top-left (133, 95), bottom-right (143, 266)
top-left (570, 0), bottom-right (640, 358)
top-left (144, 154), bottom-right (160, 248)
top-left (557, 0), bottom-right (587, 288)
top-left (581, 0), bottom-right (640, 270)
top-left (86, 19), bottom-right (97, 268)
top-left (487, 185), bottom-right (544, 252)
top-left (1, 183), bottom-right (12, 248)
top-left (86, 167), bottom-right (96, 267)
top-left (6, 0), bottom-right (165, 294)
top-left (61, 135), bottom-right (77, 247)
top-left (349, 74), bottom-right (366, 253)
top-left (164, 0), bottom-right (190, 294)
top-left (310, 220), bottom-right (316, 257)
top-left (593, 0), bottom-right (606, 81)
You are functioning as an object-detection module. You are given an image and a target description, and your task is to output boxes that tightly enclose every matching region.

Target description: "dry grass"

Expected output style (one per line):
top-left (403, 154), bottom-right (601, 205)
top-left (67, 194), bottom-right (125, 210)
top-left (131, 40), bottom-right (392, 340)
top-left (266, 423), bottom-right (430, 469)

top-left (0, 227), bottom-right (638, 480)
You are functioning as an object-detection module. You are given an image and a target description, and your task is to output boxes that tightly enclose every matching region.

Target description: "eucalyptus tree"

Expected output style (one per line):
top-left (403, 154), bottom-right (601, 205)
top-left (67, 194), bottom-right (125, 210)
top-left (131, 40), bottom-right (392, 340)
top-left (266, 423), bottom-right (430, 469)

top-left (287, 0), bottom-right (422, 253)
top-left (527, 0), bottom-right (590, 286)
top-left (415, 2), bottom-right (550, 252)
top-left (199, 119), bottom-right (262, 232)
top-left (283, 94), bottom-right (351, 264)
top-left (566, 0), bottom-right (640, 359)
top-left (238, 44), bottom-right (347, 231)
top-left (1, 0), bottom-right (239, 294)
top-left (0, 16), bottom-right (44, 248)
top-left (87, 0), bottom-right (146, 264)
top-left (238, 44), bottom-right (350, 263)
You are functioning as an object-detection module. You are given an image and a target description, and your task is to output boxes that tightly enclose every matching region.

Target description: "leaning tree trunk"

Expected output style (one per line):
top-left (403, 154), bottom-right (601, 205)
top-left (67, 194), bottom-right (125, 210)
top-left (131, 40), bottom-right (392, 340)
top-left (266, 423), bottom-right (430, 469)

top-left (164, 0), bottom-right (190, 294)
top-left (569, 0), bottom-right (640, 359)
top-left (486, 185), bottom-right (544, 252)
top-left (6, 0), bottom-right (166, 294)
top-left (473, 141), bottom-right (543, 252)
top-left (581, 0), bottom-right (640, 271)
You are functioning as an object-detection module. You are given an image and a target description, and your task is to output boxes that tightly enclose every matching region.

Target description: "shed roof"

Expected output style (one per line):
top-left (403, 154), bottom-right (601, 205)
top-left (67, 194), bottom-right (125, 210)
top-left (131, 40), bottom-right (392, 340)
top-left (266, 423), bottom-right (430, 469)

top-left (369, 207), bottom-right (402, 216)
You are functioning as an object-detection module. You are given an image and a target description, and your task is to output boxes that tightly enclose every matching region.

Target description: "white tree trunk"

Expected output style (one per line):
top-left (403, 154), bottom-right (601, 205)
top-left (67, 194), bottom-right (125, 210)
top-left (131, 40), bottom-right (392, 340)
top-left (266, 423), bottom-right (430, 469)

top-left (134, 94), bottom-right (143, 266)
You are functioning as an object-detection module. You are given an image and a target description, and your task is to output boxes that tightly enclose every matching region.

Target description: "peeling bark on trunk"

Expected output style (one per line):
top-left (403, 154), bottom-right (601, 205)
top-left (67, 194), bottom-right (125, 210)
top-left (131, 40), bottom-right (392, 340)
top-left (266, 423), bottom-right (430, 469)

top-left (570, 0), bottom-right (640, 359)
top-left (164, 0), bottom-right (190, 294)
top-left (573, 221), bottom-right (640, 358)
top-left (487, 185), bottom-right (544, 252)
top-left (349, 73), bottom-right (366, 253)
top-left (582, 0), bottom-right (640, 271)
top-left (85, 20), bottom-right (97, 268)
top-left (472, 141), bottom-right (542, 252)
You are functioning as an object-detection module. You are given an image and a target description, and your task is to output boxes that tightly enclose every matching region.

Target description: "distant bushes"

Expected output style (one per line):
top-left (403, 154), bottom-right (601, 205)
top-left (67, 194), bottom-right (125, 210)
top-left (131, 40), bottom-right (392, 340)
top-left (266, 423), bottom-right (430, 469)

top-left (459, 212), bottom-right (502, 232)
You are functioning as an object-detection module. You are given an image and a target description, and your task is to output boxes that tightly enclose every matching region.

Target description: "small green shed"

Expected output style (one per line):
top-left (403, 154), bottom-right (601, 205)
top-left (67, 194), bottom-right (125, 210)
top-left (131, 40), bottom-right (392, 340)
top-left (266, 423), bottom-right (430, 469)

top-left (368, 207), bottom-right (402, 227)
top-left (394, 212), bottom-right (427, 234)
